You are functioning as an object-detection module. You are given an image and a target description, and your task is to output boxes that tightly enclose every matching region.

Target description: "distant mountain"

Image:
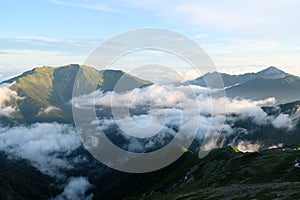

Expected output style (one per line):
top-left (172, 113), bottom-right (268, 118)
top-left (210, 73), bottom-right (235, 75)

top-left (1, 64), bottom-right (152, 124)
top-left (188, 66), bottom-right (295, 88)
top-left (224, 75), bottom-right (300, 103)
top-left (257, 66), bottom-right (291, 79)
top-left (188, 67), bottom-right (300, 103)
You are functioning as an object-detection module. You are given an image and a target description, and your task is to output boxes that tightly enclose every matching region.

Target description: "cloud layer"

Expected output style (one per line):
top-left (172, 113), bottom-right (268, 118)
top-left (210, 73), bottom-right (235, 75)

top-left (74, 84), bottom-right (294, 153)
top-left (0, 123), bottom-right (82, 177)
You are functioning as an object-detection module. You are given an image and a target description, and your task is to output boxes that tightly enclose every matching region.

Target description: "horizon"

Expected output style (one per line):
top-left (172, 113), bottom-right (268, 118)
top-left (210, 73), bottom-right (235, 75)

top-left (0, 64), bottom-right (294, 83)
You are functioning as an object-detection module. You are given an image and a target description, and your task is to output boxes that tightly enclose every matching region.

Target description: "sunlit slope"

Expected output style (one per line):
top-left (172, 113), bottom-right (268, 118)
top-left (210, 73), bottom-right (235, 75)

top-left (1, 64), bottom-right (151, 124)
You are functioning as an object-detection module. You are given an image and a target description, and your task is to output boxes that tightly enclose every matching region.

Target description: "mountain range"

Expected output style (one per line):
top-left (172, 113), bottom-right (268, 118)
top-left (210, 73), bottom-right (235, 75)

top-left (2, 65), bottom-right (299, 125)
top-left (188, 66), bottom-right (300, 103)
top-left (1, 65), bottom-right (300, 199)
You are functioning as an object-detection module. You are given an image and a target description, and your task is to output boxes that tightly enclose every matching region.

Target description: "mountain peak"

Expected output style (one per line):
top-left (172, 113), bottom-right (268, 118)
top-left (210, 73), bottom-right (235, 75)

top-left (261, 66), bottom-right (284, 73)
top-left (257, 66), bottom-right (289, 79)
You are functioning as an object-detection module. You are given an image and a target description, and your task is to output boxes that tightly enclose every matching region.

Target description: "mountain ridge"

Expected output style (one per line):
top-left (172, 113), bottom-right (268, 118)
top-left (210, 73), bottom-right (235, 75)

top-left (0, 64), bottom-right (152, 124)
top-left (187, 66), bottom-right (300, 104)
top-left (188, 66), bottom-right (298, 88)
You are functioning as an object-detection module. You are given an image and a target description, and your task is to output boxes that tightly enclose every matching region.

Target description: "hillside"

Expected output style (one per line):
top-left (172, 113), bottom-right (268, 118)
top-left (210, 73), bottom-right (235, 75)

top-left (137, 146), bottom-right (300, 200)
top-left (1, 64), bottom-right (152, 124)
top-left (2, 145), bottom-right (300, 200)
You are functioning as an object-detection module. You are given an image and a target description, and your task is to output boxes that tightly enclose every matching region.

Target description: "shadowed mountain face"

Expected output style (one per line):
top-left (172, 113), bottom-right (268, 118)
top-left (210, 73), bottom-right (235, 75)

top-left (225, 76), bottom-right (300, 103)
top-left (1, 64), bottom-right (152, 124)
top-left (189, 66), bottom-right (293, 88)
top-left (188, 66), bottom-right (300, 104)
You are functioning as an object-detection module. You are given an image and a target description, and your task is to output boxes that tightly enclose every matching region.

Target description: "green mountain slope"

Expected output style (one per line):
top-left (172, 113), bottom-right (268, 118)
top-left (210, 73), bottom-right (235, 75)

top-left (1, 64), bottom-right (151, 124)
top-left (129, 147), bottom-right (300, 200)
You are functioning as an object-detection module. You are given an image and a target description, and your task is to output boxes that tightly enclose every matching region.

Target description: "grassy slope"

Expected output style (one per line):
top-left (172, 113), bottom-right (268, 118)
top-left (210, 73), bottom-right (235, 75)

top-left (124, 147), bottom-right (300, 200)
top-left (2, 64), bottom-right (151, 124)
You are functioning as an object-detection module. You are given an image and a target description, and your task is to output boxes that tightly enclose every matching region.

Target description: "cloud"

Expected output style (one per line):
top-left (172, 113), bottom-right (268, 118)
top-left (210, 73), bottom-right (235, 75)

top-left (74, 84), bottom-right (192, 109)
top-left (268, 143), bottom-right (284, 150)
top-left (118, 0), bottom-right (300, 76)
top-left (181, 69), bottom-right (204, 81)
top-left (52, 177), bottom-right (93, 200)
top-left (236, 142), bottom-right (285, 152)
top-left (37, 106), bottom-right (61, 116)
top-left (17, 35), bottom-right (61, 43)
top-left (202, 137), bottom-right (226, 152)
top-left (0, 123), bottom-right (82, 177)
top-left (123, 0), bottom-right (300, 40)
top-left (195, 33), bottom-right (207, 39)
top-left (0, 85), bottom-right (19, 117)
top-left (237, 141), bottom-right (261, 153)
top-left (48, 0), bottom-right (117, 12)
top-left (74, 84), bottom-right (292, 149)
top-left (0, 49), bottom-right (85, 71)
top-left (272, 114), bottom-right (293, 129)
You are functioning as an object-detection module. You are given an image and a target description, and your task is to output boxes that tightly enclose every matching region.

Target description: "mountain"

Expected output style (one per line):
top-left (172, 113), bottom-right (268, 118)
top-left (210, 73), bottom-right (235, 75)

top-left (0, 151), bottom-right (59, 200)
top-left (188, 66), bottom-right (295, 88)
top-left (2, 145), bottom-right (300, 200)
top-left (2, 65), bottom-right (300, 200)
top-left (137, 146), bottom-right (300, 200)
top-left (224, 75), bottom-right (300, 103)
top-left (1, 64), bottom-right (152, 124)
top-left (188, 67), bottom-right (300, 104)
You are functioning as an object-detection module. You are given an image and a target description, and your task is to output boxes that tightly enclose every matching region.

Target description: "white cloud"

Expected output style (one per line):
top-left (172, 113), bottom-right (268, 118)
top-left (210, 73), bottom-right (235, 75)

top-left (181, 69), bottom-right (203, 81)
top-left (74, 84), bottom-right (193, 109)
top-left (75, 84), bottom-right (294, 154)
top-left (53, 177), bottom-right (93, 200)
top-left (0, 123), bottom-right (82, 177)
top-left (119, 0), bottom-right (300, 76)
top-left (17, 35), bottom-right (61, 43)
top-left (123, 0), bottom-right (300, 40)
top-left (0, 85), bottom-right (19, 117)
top-left (48, 0), bottom-right (117, 12)
top-left (0, 49), bottom-right (85, 71)
top-left (195, 33), bottom-right (207, 39)
top-left (74, 84), bottom-right (292, 139)
top-left (38, 106), bottom-right (61, 116)
top-left (268, 143), bottom-right (284, 150)
top-left (237, 141), bottom-right (261, 153)
top-left (272, 114), bottom-right (293, 129)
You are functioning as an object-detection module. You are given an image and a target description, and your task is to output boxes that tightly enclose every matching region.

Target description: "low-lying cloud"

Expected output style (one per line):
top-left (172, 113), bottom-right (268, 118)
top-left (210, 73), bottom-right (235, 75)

top-left (52, 177), bottom-right (93, 200)
top-left (74, 84), bottom-right (293, 149)
top-left (0, 85), bottom-right (19, 117)
top-left (0, 123), bottom-right (82, 177)
top-left (37, 106), bottom-right (61, 116)
top-left (236, 141), bottom-right (261, 153)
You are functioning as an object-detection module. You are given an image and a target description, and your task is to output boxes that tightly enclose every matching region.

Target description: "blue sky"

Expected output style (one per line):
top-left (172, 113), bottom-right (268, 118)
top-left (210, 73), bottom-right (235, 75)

top-left (1, 0), bottom-right (300, 80)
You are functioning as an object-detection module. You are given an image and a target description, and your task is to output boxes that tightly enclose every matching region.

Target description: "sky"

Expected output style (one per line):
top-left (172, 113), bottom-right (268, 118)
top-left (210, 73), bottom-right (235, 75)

top-left (1, 0), bottom-right (300, 80)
